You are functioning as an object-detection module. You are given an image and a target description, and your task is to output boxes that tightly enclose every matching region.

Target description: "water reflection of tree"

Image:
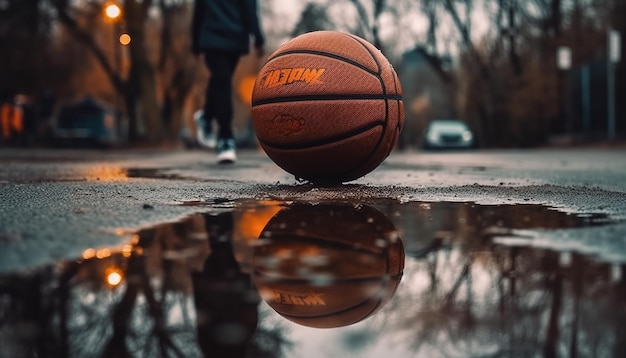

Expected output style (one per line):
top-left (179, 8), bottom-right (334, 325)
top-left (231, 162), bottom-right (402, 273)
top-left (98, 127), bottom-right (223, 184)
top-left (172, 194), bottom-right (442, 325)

top-left (0, 211), bottom-right (290, 357)
top-left (0, 266), bottom-right (60, 357)
top-left (384, 200), bottom-right (625, 357)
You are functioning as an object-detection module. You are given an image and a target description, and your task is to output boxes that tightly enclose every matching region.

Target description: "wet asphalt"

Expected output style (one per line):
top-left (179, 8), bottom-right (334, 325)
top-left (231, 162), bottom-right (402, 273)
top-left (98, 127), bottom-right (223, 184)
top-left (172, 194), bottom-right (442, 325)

top-left (1, 147), bottom-right (625, 273)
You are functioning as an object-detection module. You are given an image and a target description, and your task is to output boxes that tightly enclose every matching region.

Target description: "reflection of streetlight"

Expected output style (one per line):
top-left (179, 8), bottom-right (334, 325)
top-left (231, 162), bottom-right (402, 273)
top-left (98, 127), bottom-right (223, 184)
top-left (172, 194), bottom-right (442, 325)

top-left (106, 267), bottom-right (124, 287)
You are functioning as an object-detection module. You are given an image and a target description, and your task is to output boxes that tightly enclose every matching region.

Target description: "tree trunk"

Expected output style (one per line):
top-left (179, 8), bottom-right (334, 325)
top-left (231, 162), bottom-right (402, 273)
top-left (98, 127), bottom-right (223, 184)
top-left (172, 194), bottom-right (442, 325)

top-left (550, 0), bottom-right (562, 36)
top-left (125, 0), bottom-right (164, 143)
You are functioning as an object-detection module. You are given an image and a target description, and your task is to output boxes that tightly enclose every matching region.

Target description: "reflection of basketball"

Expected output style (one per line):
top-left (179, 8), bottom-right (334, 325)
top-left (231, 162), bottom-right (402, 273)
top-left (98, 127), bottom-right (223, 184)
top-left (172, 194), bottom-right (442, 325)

top-left (251, 31), bottom-right (404, 184)
top-left (252, 203), bottom-right (404, 328)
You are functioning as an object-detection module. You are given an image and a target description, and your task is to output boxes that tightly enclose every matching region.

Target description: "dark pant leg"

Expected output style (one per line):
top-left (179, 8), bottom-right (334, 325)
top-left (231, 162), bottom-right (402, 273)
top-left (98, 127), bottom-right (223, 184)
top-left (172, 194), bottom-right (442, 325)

top-left (203, 52), bottom-right (241, 140)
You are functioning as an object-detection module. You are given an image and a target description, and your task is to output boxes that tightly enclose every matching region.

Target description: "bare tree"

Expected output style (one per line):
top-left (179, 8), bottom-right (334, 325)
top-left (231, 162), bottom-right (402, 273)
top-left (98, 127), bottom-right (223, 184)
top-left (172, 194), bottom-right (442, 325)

top-left (50, 0), bottom-right (167, 143)
top-left (291, 2), bottom-right (333, 37)
top-left (156, 0), bottom-right (201, 137)
top-left (346, 0), bottom-right (386, 50)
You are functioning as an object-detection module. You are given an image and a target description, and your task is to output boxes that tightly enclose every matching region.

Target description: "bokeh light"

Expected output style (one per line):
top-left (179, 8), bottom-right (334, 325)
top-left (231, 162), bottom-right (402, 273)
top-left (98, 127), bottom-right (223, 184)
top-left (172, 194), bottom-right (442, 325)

top-left (106, 268), bottom-right (124, 287)
top-left (104, 3), bottom-right (121, 20)
top-left (119, 33), bottom-right (131, 46)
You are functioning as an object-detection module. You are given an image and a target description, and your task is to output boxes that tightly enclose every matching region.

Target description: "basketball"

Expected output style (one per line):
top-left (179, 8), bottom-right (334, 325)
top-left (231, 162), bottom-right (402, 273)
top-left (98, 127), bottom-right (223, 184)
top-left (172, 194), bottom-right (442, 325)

top-left (252, 203), bottom-right (405, 328)
top-left (251, 31), bottom-right (404, 183)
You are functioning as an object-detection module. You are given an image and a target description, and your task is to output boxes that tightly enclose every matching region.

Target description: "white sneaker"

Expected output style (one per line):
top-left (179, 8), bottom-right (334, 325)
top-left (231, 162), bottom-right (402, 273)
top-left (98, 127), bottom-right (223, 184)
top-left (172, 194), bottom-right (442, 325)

top-left (193, 110), bottom-right (216, 149)
top-left (216, 139), bottom-right (237, 164)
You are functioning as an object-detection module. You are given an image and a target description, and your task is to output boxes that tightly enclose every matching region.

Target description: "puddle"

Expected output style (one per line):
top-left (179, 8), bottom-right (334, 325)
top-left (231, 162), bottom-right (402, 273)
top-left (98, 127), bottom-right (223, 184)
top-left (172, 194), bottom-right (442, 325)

top-left (1, 199), bottom-right (624, 357)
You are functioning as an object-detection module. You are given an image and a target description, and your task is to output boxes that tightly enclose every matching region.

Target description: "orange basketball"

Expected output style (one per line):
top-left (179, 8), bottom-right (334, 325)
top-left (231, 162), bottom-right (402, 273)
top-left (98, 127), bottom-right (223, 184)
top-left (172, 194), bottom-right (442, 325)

top-left (252, 203), bottom-right (405, 328)
top-left (251, 31), bottom-right (404, 184)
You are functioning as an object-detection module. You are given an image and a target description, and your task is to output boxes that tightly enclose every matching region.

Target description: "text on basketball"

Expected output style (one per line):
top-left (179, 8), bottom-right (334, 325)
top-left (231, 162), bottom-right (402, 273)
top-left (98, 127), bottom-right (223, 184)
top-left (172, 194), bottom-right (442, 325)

top-left (264, 289), bottom-right (326, 306)
top-left (263, 68), bottom-right (325, 88)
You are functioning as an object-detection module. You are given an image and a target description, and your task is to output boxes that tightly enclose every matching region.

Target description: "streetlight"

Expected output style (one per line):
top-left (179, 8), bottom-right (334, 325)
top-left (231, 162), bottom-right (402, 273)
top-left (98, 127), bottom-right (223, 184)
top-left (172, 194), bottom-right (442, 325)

top-left (119, 33), bottom-right (131, 46)
top-left (103, 2), bottom-right (123, 73)
top-left (104, 2), bottom-right (125, 144)
top-left (104, 3), bottom-right (121, 20)
top-left (607, 29), bottom-right (621, 140)
top-left (556, 46), bottom-right (571, 134)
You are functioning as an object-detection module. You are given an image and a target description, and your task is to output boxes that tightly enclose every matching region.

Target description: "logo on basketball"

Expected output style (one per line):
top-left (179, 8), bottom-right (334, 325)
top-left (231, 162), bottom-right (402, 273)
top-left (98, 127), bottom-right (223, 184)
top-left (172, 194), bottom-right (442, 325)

top-left (271, 114), bottom-right (305, 136)
top-left (262, 67), bottom-right (325, 88)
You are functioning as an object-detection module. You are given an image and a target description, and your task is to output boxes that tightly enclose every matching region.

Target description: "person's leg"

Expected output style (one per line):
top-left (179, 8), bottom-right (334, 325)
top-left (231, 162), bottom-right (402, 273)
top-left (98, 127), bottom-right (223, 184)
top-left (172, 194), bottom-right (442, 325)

top-left (194, 108), bottom-right (216, 148)
top-left (204, 52), bottom-right (241, 140)
top-left (204, 52), bottom-right (241, 163)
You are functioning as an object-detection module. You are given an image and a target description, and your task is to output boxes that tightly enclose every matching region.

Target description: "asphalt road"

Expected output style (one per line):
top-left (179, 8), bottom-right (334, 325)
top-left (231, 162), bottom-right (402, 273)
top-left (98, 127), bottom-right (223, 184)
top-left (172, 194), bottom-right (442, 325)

top-left (1, 147), bottom-right (625, 273)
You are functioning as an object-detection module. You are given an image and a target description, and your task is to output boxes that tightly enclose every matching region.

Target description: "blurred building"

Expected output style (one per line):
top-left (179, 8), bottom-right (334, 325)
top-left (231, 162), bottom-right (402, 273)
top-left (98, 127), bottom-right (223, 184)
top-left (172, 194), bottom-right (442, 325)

top-left (398, 46), bottom-right (456, 150)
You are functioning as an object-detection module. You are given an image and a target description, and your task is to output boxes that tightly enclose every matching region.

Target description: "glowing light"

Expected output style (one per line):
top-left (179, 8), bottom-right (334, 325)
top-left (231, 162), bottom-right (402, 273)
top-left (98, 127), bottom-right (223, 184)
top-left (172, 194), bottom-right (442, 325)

top-left (106, 270), bottom-right (123, 287)
top-left (104, 3), bottom-right (121, 20)
top-left (82, 248), bottom-right (96, 259)
top-left (96, 248), bottom-right (112, 259)
top-left (119, 33), bottom-right (131, 46)
top-left (83, 167), bottom-right (128, 181)
top-left (122, 244), bottom-right (133, 257)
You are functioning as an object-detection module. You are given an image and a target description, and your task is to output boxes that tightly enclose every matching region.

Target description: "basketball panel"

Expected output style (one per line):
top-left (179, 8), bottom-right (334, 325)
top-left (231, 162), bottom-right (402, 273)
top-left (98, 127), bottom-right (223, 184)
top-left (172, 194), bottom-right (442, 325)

top-left (284, 301), bottom-right (380, 329)
top-left (269, 31), bottom-right (380, 73)
top-left (378, 65), bottom-right (402, 96)
top-left (260, 127), bottom-right (384, 182)
top-left (260, 204), bottom-right (397, 254)
top-left (395, 97), bottom-right (406, 133)
top-left (253, 243), bottom-right (388, 280)
top-left (253, 55), bottom-right (385, 102)
top-left (254, 280), bottom-right (386, 318)
top-left (254, 276), bottom-right (403, 328)
top-left (382, 99), bottom-right (404, 149)
top-left (345, 33), bottom-right (403, 96)
top-left (335, 100), bottom-right (402, 179)
top-left (252, 100), bottom-right (387, 147)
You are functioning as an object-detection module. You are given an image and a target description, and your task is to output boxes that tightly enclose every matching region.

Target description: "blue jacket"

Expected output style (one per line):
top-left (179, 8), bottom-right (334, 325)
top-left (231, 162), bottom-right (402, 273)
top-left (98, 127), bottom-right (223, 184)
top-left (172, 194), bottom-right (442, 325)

top-left (191, 0), bottom-right (265, 54)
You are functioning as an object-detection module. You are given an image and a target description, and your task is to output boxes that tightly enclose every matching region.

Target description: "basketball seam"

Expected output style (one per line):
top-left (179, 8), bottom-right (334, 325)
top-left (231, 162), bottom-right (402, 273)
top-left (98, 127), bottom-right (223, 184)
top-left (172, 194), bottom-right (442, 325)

top-left (266, 49), bottom-right (380, 77)
top-left (267, 32), bottom-right (382, 74)
top-left (341, 33), bottom-right (394, 178)
top-left (259, 231), bottom-right (388, 253)
top-left (272, 290), bottom-right (383, 320)
top-left (389, 63), bottom-right (404, 136)
top-left (252, 270), bottom-right (392, 283)
top-left (259, 120), bottom-right (385, 150)
top-left (251, 93), bottom-right (402, 107)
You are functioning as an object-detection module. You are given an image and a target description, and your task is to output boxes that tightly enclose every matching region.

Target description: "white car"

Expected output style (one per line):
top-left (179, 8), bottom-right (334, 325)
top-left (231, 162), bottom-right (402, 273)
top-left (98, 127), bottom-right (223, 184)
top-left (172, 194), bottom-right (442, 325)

top-left (422, 119), bottom-right (475, 150)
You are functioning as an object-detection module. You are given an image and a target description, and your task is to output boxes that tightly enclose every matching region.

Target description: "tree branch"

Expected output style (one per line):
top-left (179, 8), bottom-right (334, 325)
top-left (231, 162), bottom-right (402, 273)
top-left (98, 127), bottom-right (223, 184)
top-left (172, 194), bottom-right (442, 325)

top-left (442, 0), bottom-right (490, 78)
top-left (50, 1), bottom-right (125, 93)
